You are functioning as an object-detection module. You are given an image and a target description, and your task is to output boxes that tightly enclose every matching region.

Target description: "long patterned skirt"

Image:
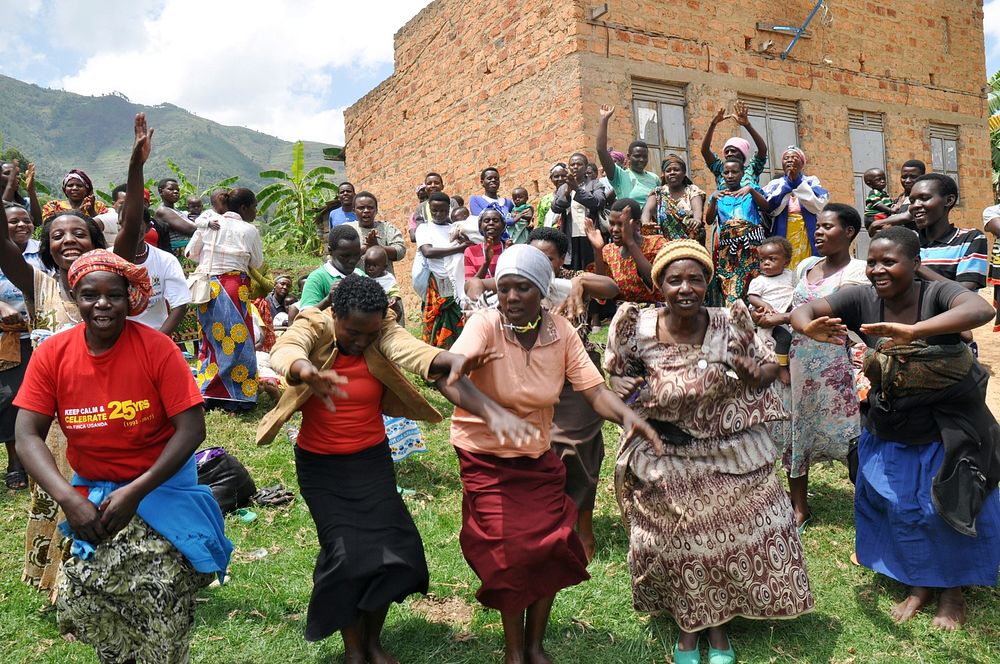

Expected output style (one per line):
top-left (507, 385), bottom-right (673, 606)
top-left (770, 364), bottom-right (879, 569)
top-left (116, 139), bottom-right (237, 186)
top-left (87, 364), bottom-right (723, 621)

top-left (23, 427), bottom-right (73, 602)
top-left (711, 219), bottom-right (763, 306)
top-left (57, 516), bottom-right (214, 663)
top-left (421, 274), bottom-right (464, 350)
top-left (616, 434), bottom-right (814, 631)
top-left (195, 272), bottom-right (258, 410)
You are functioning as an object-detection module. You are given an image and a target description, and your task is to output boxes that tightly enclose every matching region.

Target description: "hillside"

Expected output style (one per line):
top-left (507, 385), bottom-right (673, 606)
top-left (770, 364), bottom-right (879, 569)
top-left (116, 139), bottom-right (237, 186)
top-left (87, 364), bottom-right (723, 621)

top-left (0, 74), bottom-right (342, 195)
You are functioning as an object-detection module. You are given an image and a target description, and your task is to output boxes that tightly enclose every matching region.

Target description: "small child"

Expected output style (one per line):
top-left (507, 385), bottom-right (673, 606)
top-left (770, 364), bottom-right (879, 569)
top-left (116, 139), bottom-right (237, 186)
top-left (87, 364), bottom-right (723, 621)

top-left (451, 206), bottom-right (470, 223)
top-left (506, 187), bottom-right (535, 245)
top-left (863, 168), bottom-right (894, 227)
top-left (747, 236), bottom-right (795, 384)
top-left (363, 245), bottom-right (404, 322)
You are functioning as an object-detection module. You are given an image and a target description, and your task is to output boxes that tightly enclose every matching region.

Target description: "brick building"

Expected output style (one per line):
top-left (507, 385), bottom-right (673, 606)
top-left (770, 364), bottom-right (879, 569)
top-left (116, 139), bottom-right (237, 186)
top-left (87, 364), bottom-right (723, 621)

top-left (345, 0), bottom-right (991, 300)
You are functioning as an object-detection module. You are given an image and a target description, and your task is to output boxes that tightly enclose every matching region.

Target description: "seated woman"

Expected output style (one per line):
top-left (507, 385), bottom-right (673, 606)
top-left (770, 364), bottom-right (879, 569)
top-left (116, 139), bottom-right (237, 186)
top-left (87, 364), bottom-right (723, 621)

top-left (257, 274), bottom-right (532, 664)
top-left (608, 240), bottom-right (814, 664)
top-left (445, 244), bottom-right (659, 664)
top-left (14, 249), bottom-right (231, 663)
top-left (587, 198), bottom-right (667, 305)
top-left (791, 226), bottom-right (1000, 630)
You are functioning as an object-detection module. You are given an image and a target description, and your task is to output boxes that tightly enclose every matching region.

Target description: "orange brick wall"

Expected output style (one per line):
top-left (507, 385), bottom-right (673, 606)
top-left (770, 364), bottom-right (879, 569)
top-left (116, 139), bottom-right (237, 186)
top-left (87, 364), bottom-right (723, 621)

top-left (346, 0), bottom-right (991, 308)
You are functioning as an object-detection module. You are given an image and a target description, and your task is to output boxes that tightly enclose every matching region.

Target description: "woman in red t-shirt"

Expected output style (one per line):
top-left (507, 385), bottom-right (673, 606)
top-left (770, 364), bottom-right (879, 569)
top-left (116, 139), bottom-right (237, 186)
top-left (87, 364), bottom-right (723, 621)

top-left (15, 249), bottom-right (231, 663)
top-left (264, 274), bottom-right (532, 663)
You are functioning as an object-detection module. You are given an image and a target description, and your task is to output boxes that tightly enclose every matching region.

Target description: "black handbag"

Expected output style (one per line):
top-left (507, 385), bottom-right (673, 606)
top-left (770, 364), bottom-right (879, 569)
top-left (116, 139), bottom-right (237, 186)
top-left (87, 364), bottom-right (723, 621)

top-left (196, 448), bottom-right (257, 513)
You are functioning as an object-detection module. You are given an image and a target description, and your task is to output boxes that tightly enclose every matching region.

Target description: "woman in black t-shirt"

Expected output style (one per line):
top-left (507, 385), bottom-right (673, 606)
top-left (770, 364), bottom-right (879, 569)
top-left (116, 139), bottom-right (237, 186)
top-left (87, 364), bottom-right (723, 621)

top-left (790, 226), bottom-right (1000, 631)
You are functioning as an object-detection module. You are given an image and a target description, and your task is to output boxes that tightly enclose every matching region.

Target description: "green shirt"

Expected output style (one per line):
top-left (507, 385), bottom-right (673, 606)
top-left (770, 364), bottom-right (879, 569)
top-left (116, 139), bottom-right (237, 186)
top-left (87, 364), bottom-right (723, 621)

top-left (299, 262), bottom-right (365, 308)
top-left (609, 163), bottom-right (660, 203)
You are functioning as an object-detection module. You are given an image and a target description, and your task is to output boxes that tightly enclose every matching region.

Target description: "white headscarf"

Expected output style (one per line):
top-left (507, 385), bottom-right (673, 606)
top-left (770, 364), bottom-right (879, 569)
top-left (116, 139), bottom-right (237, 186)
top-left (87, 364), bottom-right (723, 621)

top-left (494, 244), bottom-right (552, 295)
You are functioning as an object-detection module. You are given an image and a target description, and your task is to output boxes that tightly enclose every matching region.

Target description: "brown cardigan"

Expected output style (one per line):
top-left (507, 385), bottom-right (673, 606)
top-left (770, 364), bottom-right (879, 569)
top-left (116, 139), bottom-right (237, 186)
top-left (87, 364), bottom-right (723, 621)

top-left (256, 307), bottom-right (444, 445)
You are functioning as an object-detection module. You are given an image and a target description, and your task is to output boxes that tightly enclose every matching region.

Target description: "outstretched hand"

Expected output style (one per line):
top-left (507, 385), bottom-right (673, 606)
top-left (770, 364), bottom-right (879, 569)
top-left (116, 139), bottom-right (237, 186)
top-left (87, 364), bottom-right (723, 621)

top-left (859, 321), bottom-right (918, 348)
top-left (441, 350), bottom-right (505, 385)
top-left (486, 406), bottom-right (541, 449)
top-left (599, 103), bottom-right (615, 121)
top-left (25, 163), bottom-right (36, 192)
top-left (622, 409), bottom-right (664, 455)
top-left (584, 216), bottom-right (605, 250)
top-left (297, 363), bottom-right (348, 412)
top-left (132, 112), bottom-right (154, 165)
top-left (732, 100), bottom-right (751, 127)
top-left (802, 316), bottom-right (848, 345)
top-left (730, 354), bottom-right (764, 387)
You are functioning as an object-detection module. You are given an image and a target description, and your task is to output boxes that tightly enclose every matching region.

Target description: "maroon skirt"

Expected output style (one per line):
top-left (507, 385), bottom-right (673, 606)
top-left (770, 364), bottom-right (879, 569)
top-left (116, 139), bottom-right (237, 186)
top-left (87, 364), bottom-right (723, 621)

top-left (456, 447), bottom-right (590, 612)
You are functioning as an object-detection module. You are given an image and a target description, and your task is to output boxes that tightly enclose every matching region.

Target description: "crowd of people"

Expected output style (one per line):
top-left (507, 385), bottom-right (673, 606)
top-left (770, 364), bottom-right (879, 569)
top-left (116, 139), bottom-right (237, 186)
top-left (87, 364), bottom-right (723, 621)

top-left (0, 99), bottom-right (998, 664)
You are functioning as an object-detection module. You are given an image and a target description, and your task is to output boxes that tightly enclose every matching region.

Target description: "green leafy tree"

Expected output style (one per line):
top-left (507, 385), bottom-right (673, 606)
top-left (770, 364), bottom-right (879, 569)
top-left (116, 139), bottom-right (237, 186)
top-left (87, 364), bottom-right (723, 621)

top-left (989, 71), bottom-right (1000, 191)
top-left (257, 141), bottom-right (338, 253)
top-left (166, 159), bottom-right (238, 208)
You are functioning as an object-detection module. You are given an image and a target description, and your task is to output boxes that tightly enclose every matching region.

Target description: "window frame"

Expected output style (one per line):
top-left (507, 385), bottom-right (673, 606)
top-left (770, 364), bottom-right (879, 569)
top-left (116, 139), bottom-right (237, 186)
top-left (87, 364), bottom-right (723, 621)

top-left (737, 96), bottom-right (800, 184)
top-left (630, 80), bottom-right (690, 177)
top-left (848, 110), bottom-right (887, 213)
top-left (929, 123), bottom-right (960, 203)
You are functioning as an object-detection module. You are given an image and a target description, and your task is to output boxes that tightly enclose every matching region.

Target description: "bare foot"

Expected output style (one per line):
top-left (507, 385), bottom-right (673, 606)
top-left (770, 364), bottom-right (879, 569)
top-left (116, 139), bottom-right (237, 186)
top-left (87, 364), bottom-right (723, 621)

top-left (890, 587), bottom-right (931, 623)
top-left (793, 509), bottom-right (812, 529)
top-left (365, 643), bottom-right (400, 664)
top-left (524, 647), bottom-right (553, 664)
top-left (676, 629), bottom-right (700, 651)
top-left (61, 632), bottom-right (77, 643)
top-left (343, 651), bottom-right (366, 664)
top-left (579, 532), bottom-right (596, 563)
top-left (931, 587), bottom-right (967, 631)
top-left (778, 366), bottom-right (791, 385)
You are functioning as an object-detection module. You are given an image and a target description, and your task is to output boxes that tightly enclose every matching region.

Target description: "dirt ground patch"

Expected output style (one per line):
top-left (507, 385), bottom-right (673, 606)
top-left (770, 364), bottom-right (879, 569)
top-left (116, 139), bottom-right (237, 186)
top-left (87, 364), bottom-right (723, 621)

top-left (408, 594), bottom-right (476, 631)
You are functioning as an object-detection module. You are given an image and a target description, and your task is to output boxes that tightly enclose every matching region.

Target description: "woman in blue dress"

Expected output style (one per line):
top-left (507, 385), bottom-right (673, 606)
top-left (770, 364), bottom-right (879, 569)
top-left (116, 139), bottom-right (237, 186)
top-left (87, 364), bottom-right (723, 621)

top-left (791, 226), bottom-right (1000, 630)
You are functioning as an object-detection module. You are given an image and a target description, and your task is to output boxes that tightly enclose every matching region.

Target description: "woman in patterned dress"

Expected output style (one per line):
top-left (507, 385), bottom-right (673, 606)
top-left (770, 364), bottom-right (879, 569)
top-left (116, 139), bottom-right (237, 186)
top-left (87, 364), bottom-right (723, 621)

top-left (587, 198), bottom-right (667, 305)
top-left (770, 204), bottom-right (867, 528)
top-left (641, 154), bottom-right (706, 243)
top-left (607, 239), bottom-right (813, 664)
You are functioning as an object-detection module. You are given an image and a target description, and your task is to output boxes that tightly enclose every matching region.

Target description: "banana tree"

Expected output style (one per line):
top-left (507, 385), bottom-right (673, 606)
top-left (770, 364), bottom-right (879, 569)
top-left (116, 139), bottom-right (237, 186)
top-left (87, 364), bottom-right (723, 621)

top-left (989, 71), bottom-right (1000, 190)
top-left (257, 141), bottom-right (338, 253)
top-left (166, 159), bottom-right (238, 207)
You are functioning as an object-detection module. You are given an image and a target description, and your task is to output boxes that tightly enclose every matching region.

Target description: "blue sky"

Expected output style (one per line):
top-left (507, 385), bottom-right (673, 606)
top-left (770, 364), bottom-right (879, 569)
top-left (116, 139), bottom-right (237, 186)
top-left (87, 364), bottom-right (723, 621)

top-left (0, 0), bottom-right (431, 145)
top-left (1, 0), bottom-right (998, 145)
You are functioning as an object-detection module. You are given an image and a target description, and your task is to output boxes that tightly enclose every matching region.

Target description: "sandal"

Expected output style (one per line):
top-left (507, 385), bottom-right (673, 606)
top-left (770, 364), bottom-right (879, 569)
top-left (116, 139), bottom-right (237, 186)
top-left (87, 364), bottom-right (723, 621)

top-left (252, 484), bottom-right (295, 507)
top-left (5, 469), bottom-right (28, 491)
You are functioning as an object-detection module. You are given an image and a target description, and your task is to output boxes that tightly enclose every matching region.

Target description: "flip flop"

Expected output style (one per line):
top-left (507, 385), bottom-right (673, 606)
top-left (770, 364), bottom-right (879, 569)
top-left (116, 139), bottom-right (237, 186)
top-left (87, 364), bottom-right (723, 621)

top-left (797, 513), bottom-right (813, 536)
top-left (5, 469), bottom-right (28, 491)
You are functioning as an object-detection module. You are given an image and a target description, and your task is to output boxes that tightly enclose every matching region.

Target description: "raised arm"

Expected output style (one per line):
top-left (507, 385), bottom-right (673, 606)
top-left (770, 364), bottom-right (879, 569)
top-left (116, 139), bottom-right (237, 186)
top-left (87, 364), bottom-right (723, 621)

top-left (733, 101), bottom-right (767, 163)
top-left (596, 104), bottom-right (617, 179)
top-left (584, 217), bottom-right (607, 276)
top-left (114, 113), bottom-right (153, 262)
top-left (621, 215), bottom-right (654, 289)
top-left (25, 164), bottom-right (43, 228)
top-left (701, 108), bottom-right (726, 165)
top-left (2, 160), bottom-right (19, 202)
top-left (0, 197), bottom-right (35, 296)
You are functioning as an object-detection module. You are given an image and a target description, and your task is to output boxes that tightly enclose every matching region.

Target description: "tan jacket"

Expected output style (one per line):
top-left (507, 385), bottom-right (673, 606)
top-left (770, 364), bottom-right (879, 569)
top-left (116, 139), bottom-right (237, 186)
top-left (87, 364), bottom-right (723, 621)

top-left (256, 307), bottom-right (443, 445)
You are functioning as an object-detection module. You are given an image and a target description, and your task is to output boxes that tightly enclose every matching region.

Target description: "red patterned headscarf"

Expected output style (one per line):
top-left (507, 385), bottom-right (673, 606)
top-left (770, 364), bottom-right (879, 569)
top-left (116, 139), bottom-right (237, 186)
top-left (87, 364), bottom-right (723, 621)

top-left (61, 169), bottom-right (94, 195)
top-left (67, 249), bottom-right (153, 315)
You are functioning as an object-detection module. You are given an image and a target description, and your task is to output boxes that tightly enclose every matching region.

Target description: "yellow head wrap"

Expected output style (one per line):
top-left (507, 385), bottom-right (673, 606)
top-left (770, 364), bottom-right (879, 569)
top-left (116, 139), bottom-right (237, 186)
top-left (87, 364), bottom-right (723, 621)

top-left (650, 239), bottom-right (714, 288)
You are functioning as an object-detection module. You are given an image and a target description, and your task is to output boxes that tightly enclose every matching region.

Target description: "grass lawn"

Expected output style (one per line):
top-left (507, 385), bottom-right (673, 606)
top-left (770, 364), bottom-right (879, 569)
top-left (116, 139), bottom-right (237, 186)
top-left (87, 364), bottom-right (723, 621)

top-left (1, 254), bottom-right (998, 662)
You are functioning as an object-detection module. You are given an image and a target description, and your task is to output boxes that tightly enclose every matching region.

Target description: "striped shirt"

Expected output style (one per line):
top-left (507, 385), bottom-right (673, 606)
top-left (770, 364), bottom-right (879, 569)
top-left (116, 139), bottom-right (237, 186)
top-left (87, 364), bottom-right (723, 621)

top-left (919, 225), bottom-right (988, 289)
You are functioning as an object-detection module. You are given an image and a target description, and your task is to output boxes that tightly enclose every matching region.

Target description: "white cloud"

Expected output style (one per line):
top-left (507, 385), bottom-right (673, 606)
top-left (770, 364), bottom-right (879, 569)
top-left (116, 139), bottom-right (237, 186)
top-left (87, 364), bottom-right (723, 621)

top-left (56, 0), bottom-right (431, 144)
top-left (986, 0), bottom-right (1000, 73)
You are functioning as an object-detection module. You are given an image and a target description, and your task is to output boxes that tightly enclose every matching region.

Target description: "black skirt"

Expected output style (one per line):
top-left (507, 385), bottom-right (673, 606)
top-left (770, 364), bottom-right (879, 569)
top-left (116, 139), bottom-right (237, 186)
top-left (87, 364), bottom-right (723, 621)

top-left (295, 441), bottom-right (429, 641)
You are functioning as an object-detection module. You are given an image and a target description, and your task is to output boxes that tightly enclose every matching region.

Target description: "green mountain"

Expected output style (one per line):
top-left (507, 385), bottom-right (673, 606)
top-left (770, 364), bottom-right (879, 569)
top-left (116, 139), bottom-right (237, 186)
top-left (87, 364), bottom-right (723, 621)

top-left (0, 74), bottom-right (341, 197)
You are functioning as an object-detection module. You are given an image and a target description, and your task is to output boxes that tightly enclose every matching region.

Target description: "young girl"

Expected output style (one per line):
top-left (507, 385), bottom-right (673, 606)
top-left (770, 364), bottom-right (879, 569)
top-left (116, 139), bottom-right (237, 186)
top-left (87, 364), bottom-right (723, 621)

top-left (464, 206), bottom-right (506, 280)
top-left (705, 158), bottom-right (769, 305)
top-left (414, 192), bottom-right (474, 348)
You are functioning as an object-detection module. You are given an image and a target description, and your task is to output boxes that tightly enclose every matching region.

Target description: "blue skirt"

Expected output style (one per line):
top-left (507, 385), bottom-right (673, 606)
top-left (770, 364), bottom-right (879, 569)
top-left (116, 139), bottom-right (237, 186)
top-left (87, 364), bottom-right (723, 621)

top-left (855, 428), bottom-right (1000, 588)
